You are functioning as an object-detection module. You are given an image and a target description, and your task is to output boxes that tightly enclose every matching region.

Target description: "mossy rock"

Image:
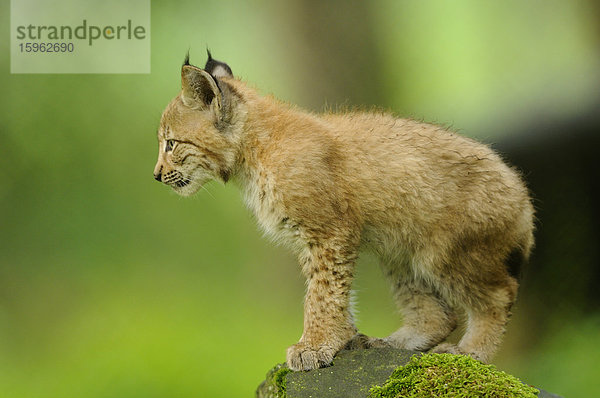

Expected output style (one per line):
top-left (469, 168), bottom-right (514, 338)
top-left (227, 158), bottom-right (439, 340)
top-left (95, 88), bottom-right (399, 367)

top-left (369, 353), bottom-right (539, 398)
top-left (255, 348), bottom-right (562, 398)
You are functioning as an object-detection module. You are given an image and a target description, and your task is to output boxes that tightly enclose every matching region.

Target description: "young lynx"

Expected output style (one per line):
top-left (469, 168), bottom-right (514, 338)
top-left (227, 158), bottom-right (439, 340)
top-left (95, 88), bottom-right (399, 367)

top-left (153, 52), bottom-right (534, 371)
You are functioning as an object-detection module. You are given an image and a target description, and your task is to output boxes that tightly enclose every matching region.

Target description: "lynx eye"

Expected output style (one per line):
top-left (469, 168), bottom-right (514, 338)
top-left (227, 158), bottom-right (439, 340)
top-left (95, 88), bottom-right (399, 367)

top-left (165, 139), bottom-right (175, 152)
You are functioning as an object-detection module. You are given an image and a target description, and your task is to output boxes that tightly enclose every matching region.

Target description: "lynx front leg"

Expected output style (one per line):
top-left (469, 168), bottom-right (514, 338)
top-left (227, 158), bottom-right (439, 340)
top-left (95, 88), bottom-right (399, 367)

top-left (286, 246), bottom-right (358, 371)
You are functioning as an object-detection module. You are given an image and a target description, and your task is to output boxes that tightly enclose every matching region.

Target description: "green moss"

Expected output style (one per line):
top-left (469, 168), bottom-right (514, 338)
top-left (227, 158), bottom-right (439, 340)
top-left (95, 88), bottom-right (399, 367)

top-left (273, 366), bottom-right (292, 397)
top-left (369, 354), bottom-right (539, 398)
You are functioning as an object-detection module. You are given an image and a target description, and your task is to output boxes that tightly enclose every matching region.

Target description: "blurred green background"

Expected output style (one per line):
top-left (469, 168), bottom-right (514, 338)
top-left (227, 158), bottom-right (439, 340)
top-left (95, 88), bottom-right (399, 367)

top-left (1, 0), bottom-right (599, 397)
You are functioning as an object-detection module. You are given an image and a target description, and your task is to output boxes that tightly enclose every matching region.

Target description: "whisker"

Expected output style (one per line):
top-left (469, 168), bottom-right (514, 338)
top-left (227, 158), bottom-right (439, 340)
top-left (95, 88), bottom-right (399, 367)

top-left (200, 184), bottom-right (216, 200)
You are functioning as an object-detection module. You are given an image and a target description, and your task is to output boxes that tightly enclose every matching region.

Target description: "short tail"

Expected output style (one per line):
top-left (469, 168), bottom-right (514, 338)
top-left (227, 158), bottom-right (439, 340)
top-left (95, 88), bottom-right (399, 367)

top-left (505, 247), bottom-right (527, 280)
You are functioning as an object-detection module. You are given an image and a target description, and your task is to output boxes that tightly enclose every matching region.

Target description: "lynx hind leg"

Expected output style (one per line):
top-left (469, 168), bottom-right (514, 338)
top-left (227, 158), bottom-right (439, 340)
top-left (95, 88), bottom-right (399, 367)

top-left (385, 277), bottom-right (457, 351)
top-left (431, 277), bottom-right (519, 363)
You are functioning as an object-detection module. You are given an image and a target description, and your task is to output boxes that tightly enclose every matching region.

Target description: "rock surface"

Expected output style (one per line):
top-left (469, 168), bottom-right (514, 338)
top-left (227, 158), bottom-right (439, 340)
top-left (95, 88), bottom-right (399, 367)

top-left (255, 348), bottom-right (562, 398)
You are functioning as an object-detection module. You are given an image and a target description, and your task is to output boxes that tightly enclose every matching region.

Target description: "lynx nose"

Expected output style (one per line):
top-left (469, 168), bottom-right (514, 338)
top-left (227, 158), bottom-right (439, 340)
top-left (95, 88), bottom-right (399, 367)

top-left (153, 164), bottom-right (163, 182)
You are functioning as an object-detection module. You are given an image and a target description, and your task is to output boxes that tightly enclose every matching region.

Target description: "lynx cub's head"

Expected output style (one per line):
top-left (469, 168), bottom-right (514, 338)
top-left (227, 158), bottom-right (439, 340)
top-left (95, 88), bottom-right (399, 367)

top-left (154, 52), bottom-right (241, 196)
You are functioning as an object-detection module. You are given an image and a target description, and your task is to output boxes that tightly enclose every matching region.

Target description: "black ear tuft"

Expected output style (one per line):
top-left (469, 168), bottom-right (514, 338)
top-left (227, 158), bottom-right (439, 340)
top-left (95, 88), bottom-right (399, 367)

top-left (204, 49), bottom-right (233, 78)
top-left (183, 50), bottom-right (190, 67)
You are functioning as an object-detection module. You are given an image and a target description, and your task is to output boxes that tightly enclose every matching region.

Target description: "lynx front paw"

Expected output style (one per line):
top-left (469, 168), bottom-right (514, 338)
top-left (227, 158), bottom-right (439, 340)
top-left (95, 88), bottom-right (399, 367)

top-left (344, 333), bottom-right (392, 350)
top-left (286, 342), bottom-right (337, 371)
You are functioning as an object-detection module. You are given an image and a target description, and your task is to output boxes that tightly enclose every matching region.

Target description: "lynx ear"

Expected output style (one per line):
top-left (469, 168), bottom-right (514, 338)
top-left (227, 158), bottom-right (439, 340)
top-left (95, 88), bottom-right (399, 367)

top-left (204, 50), bottom-right (233, 78)
top-left (181, 63), bottom-right (222, 112)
